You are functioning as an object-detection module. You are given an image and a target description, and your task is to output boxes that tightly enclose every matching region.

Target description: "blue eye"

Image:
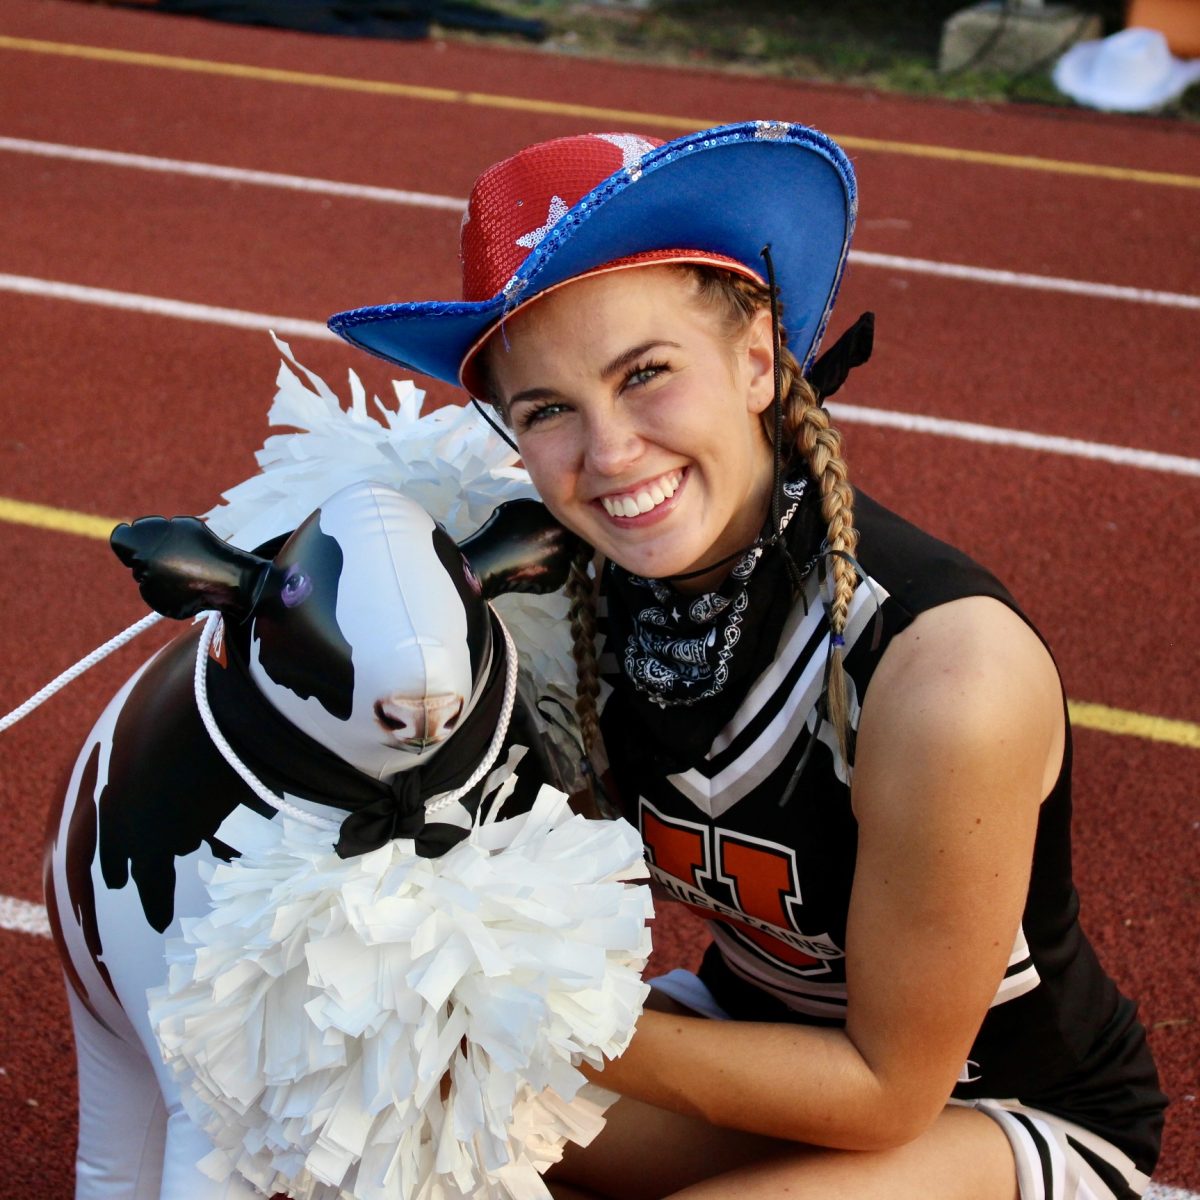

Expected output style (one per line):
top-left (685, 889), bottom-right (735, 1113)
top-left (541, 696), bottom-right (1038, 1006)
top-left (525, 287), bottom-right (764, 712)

top-left (281, 568), bottom-right (313, 608)
top-left (516, 401), bottom-right (568, 431)
top-left (625, 360), bottom-right (669, 389)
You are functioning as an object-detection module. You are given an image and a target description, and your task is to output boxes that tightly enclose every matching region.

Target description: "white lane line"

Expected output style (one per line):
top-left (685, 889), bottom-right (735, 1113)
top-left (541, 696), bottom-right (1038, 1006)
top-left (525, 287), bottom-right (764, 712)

top-left (825, 401), bottom-right (1200, 478)
top-left (2, 271), bottom-right (1199, 479)
top-left (0, 272), bottom-right (333, 341)
top-left (0, 135), bottom-right (465, 211)
top-left (0, 894), bottom-right (51, 938)
top-left (851, 251), bottom-right (1200, 311)
top-left (4, 136), bottom-right (1199, 312)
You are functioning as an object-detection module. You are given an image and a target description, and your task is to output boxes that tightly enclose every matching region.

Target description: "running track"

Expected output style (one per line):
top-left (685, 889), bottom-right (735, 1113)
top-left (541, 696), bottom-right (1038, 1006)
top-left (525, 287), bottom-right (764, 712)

top-left (0, 1), bottom-right (1196, 1193)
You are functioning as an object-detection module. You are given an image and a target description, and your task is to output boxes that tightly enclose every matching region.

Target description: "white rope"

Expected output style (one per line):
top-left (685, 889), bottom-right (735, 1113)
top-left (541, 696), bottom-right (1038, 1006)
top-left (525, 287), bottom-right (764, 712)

top-left (424, 618), bottom-right (519, 815)
top-left (192, 611), bottom-right (521, 831)
top-left (0, 611), bottom-right (164, 734)
top-left (193, 613), bottom-right (338, 829)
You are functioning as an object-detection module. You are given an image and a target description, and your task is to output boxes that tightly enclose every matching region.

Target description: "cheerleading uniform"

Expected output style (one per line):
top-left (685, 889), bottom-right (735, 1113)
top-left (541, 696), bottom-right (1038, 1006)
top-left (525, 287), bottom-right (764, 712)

top-left (596, 481), bottom-right (1165, 1200)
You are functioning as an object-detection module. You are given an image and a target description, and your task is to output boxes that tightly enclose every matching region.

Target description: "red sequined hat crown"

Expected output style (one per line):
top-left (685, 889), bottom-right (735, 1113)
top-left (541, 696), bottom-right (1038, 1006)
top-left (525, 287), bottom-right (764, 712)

top-left (455, 132), bottom-right (763, 390)
top-left (462, 133), bottom-right (665, 302)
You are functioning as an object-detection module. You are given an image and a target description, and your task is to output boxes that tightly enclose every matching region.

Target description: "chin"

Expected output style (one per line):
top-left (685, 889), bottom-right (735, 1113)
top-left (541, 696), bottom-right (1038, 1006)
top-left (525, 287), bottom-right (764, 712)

top-left (602, 541), bottom-right (703, 583)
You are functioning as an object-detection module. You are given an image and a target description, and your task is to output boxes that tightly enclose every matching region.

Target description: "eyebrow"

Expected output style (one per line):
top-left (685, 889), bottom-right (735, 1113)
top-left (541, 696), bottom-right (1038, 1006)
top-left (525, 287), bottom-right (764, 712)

top-left (507, 340), bottom-right (681, 411)
top-left (601, 340), bottom-right (680, 381)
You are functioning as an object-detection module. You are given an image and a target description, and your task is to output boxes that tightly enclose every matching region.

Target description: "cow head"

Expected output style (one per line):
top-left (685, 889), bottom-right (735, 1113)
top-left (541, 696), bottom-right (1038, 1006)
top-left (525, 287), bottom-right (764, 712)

top-left (110, 482), bottom-right (581, 780)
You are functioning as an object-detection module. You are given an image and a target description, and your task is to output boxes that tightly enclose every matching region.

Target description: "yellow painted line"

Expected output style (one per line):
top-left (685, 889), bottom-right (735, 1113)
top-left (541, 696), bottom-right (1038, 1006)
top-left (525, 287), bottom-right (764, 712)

top-left (0, 35), bottom-right (681, 124)
top-left (2, 35), bottom-right (1198, 190)
top-left (0, 496), bottom-right (117, 541)
top-left (1068, 701), bottom-right (1200, 750)
top-left (2, 494), bottom-right (1198, 750)
top-left (831, 135), bottom-right (1200, 189)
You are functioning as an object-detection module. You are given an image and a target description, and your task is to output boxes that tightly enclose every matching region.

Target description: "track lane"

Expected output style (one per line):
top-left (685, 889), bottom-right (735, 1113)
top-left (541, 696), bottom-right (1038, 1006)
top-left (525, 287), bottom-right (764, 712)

top-left (832, 272), bottom-right (1200, 457)
top-left (7, 271), bottom-right (1200, 476)
top-left (9, 137), bottom-right (1200, 313)
top-left (0, 930), bottom-right (77, 1196)
top-left (797, 425), bottom-right (1200, 729)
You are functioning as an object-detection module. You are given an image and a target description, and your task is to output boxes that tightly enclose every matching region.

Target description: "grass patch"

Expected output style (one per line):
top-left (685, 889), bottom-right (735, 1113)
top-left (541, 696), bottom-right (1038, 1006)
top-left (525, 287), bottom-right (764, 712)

top-left (448, 0), bottom-right (1199, 119)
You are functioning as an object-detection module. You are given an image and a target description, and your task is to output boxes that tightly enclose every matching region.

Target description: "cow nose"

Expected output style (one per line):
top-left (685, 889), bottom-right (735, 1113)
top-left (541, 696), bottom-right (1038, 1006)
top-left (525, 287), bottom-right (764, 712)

top-left (374, 693), bottom-right (465, 747)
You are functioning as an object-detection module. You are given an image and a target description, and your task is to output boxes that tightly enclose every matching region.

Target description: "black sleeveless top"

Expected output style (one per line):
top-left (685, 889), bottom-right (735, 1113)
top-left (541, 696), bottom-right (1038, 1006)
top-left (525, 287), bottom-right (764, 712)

top-left (598, 488), bottom-right (1165, 1174)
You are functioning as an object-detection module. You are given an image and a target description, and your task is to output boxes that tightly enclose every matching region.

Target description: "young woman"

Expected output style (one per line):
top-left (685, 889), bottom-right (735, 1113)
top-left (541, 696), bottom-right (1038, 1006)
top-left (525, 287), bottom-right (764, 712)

top-left (330, 122), bottom-right (1165, 1200)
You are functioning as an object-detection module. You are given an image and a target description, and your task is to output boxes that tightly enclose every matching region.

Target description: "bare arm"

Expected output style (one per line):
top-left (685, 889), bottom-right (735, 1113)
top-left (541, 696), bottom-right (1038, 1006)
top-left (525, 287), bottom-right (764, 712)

top-left (584, 596), bottom-right (1065, 1150)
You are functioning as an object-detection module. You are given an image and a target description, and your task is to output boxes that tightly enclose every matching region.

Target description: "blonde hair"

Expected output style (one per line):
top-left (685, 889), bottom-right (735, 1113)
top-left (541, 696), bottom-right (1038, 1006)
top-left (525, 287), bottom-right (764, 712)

top-left (564, 540), bottom-right (601, 761)
top-left (563, 267), bottom-right (860, 772)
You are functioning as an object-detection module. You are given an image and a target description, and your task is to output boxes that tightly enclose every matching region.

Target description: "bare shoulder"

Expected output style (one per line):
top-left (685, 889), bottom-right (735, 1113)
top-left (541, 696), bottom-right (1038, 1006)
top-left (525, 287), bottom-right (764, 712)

top-left (867, 595), bottom-right (1059, 697)
top-left (853, 596), bottom-right (1066, 818)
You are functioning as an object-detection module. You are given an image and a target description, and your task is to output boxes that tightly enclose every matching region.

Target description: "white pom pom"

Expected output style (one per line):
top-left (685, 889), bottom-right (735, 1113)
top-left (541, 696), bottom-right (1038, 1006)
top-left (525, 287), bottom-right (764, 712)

top-left (149, 787), bottom-right (652, 1200)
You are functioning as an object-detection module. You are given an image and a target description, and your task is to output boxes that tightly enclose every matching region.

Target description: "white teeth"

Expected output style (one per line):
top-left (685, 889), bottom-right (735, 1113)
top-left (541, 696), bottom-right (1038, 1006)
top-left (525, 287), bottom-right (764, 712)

top-left (601, 471), bottom-right (683, 519)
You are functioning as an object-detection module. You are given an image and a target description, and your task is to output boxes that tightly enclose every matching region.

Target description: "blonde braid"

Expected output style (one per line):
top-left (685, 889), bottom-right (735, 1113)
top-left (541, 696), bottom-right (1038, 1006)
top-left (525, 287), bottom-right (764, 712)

top-left (786, 363), bottom-right (859, 765)
top-left (688, 263), bottom-right (862, 765)
top-left (563, 542), bottom-right (600, 762)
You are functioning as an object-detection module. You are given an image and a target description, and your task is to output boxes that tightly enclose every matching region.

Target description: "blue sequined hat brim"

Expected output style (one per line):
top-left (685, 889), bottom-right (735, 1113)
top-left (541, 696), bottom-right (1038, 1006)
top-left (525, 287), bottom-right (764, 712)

top-left (327, 121), bottom-right (858, 391)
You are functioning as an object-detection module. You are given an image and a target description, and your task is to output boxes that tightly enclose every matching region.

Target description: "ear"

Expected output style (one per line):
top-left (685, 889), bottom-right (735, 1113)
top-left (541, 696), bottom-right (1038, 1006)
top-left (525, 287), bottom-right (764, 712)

top-left (743, 305), bottom-right (776, 417)
top-left (110, 516), bottom-right (277, 621)
top-left (458, 499), bottom-right (586, 598)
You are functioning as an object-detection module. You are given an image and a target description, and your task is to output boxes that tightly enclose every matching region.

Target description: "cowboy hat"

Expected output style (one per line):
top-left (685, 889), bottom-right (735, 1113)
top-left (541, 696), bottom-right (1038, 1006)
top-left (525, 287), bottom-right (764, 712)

top-left (1053, 26), bottom-right (1200, 112)
top-left (327, 120), bottom-right (858, 395)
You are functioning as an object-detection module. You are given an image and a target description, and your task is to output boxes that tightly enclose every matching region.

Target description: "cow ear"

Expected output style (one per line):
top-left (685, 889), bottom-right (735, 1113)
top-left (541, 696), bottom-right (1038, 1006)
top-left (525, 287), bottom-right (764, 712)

top-left (110, 516), bottom-right (277, 621)
top-left (458, 500), bottom-right (586, 599)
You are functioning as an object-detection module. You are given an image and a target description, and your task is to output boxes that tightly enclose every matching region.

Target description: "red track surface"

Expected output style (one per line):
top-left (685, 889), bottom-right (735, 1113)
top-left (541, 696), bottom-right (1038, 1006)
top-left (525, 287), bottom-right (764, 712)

top-left (0, 0), bottom-right (1196, 1193)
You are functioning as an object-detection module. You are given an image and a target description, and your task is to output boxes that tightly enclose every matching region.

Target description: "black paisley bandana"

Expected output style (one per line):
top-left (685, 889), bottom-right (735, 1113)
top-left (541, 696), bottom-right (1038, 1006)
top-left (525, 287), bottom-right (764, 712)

top-left (600, 472), bottom-right (824, 772)
top-left (603, 474), bottom-right (819, 711)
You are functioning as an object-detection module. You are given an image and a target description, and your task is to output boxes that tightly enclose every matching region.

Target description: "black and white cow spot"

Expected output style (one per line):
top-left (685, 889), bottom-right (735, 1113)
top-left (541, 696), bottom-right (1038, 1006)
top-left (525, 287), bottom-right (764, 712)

top-left (252, 509), bottom-right (355, 723)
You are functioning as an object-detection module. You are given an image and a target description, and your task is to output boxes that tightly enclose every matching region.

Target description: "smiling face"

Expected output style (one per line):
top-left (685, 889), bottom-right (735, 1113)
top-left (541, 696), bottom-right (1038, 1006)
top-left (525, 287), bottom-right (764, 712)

top-left (485, 266), bottom-right (777, 591)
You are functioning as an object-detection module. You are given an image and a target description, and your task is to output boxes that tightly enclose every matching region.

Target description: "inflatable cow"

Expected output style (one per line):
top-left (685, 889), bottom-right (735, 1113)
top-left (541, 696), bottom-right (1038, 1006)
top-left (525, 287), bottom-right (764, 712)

top-left (42, 480), bottom-right (641, 1200)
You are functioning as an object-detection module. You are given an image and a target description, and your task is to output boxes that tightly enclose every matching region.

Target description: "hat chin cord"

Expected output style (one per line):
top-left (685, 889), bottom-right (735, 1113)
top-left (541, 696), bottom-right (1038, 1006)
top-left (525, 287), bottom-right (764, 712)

top-left (470, 395), bottom-right (520, 453)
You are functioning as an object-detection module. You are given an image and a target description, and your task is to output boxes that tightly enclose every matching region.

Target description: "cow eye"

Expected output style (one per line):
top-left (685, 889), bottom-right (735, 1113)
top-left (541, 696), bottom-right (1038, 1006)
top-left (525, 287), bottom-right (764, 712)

top-left (281, 568), bottom-right (313, 608)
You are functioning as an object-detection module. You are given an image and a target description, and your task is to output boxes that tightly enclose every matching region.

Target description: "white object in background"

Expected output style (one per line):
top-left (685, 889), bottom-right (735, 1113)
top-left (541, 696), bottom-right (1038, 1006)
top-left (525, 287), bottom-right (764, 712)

top-left (1053, 26), bottom-right (1200, 111)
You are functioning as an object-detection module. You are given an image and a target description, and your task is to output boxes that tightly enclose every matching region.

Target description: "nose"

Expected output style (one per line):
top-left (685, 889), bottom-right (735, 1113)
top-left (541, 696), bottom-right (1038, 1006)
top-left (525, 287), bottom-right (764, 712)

top-left (583, 405), bottom-right (643, 477)
top-left (375, 693), bottom-right (464, 747)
